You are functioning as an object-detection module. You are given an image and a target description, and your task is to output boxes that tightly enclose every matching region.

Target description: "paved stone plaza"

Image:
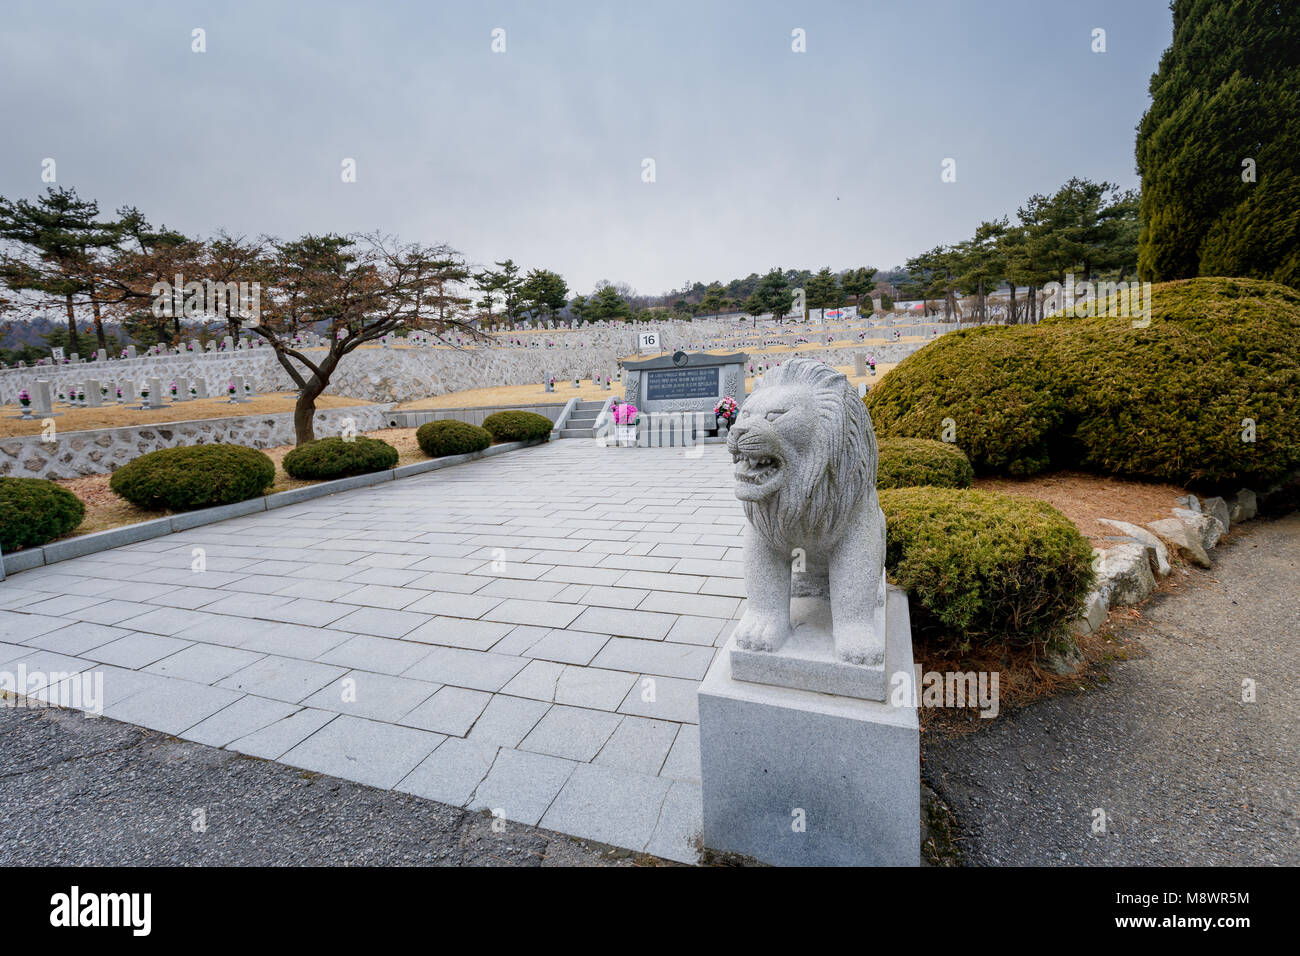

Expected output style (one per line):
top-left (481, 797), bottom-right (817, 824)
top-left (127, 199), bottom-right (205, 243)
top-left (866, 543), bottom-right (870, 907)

top-left (0, 441), bottom-right (750, 863)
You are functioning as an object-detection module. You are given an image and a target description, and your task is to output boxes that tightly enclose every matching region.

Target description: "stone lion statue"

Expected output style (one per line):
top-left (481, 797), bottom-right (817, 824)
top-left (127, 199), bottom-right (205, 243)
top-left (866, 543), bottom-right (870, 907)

top-left (727, 358), bottom-right (887, 665)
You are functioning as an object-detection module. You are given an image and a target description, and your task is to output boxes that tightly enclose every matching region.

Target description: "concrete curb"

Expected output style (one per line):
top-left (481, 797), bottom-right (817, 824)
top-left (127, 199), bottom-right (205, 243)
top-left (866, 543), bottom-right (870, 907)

top-left (2, 439), bottom-right (544, 577)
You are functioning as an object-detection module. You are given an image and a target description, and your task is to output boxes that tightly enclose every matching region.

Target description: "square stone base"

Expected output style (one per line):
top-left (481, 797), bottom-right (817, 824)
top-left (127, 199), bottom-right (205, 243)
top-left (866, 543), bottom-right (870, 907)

top-left (729, 587), bottom-right (897, 701)
top-left (699, 588), bottom-right (919, 866)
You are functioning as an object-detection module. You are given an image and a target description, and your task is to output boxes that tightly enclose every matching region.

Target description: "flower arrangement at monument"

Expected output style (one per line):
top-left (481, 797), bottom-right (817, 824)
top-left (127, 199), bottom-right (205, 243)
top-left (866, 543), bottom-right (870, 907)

top-left (170, 381), bottom-right (178, 398)
top-left (612, 402), bottom-right (639, 425)
top-left (714, 395), bottom-right (738, 426)
top-left (227, 380), bottom-right (236, 396)
top-left (17, 388), bottom-right (30, 408)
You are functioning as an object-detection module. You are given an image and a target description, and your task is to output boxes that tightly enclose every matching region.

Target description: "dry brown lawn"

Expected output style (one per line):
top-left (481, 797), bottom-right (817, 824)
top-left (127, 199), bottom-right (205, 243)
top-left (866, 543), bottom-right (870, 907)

top-left (0, 392), bottom-right (372, 438)
top-left (973, 471), bottom-right (1188, 547)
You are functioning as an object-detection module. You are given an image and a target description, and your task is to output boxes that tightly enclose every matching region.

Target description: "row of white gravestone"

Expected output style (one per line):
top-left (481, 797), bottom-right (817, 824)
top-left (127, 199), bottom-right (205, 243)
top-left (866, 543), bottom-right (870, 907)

top-left (542, 372), bottom-right (616, 393)
top-left (18, 375), bottom-right (257, 416)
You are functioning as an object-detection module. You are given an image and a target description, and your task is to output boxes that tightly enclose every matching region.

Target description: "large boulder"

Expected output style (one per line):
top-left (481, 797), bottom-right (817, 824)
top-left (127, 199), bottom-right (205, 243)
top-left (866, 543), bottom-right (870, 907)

top-left (1228, 488), bottom-right (1257, 523)
top-left (1173, 507), bottom-right (1224, 551)
top-left (1096, 519), bottom-right (1171, 575)
top-left (1101, 543), bottom-right (1157, 607)
top-left (1147, 517), bottom-right (1212, 568)
top-left (1200, 495), bottom-right (1231, 534)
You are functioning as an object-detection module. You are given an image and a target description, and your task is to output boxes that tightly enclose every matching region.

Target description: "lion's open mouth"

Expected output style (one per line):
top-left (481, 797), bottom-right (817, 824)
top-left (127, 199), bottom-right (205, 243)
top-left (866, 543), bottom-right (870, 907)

top-left (733, 452), bottom-right (782, 489)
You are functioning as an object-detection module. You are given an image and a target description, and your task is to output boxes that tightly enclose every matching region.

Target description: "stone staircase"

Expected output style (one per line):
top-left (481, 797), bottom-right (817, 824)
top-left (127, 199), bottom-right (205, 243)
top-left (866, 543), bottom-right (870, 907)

top-left (558, 399), bottom-right (605, 439)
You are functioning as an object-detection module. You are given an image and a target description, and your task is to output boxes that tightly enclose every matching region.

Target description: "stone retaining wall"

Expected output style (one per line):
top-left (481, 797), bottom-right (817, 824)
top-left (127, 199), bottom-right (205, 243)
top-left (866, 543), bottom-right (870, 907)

top-left (0, 404), bottom-right (394, 480)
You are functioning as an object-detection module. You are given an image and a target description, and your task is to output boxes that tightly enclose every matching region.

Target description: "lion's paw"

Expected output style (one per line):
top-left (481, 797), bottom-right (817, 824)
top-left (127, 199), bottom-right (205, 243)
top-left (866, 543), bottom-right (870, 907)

top-left (835, 625), bottom-right (884, 667)
top-left (733, 611), bottom-right (791, 652)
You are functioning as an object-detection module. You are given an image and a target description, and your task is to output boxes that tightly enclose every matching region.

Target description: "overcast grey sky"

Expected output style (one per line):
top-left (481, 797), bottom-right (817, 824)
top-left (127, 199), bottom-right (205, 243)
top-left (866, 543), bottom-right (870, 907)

top-left (0, 0), bottom-right (1172, 296)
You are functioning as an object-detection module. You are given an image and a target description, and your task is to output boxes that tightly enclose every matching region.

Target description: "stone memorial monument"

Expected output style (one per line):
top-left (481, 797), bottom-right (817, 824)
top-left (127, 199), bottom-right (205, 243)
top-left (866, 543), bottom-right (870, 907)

top-left (620, 350), bottom-right (746, 446)
top-left (698, 357), bottom-right (919, 866)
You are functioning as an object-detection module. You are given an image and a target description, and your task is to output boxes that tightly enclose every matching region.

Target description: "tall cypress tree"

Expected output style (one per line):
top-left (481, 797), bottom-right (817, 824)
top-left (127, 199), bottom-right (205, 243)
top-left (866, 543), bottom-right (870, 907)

top-left (1136, 0), bottom-right (1300, 288)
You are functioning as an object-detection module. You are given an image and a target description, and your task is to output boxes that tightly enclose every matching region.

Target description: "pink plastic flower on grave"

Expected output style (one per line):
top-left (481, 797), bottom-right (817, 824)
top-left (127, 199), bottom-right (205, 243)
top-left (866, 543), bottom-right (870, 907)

top-left (17, 389), bottom-right (30, 404)
top-left (714, 396), bottom-right (738, 422)
top-left (612, 402), bottom-right (638, 425)
top-left (227, 380), bottom-right (235, 394)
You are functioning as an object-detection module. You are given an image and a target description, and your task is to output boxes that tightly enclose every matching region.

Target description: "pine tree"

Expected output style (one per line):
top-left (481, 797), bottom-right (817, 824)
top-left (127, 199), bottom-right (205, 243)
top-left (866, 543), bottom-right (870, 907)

top-left (1136, 0), bottom-right (1300, 288)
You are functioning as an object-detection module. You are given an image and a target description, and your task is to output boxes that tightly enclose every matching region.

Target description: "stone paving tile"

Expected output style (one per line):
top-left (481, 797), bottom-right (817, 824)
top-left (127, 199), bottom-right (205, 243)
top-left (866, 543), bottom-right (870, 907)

top-left (181, 696), bottom-right (301, 748)
top-left (333, 584), bottom-right (422, 610)
top-left (591, 637), bottom-right (715, 680)
top-left (593, 716), bottom-right (680, 776)
top-left (540, 763), bottom-right (673, 855)
top-left (396, 737), bottom-right (499, 806)
top-left (402, 646), bottom-right (528, 692)
top-left (478, 598), bottom-right (584, 629)
top-left (216, 655), bottom-right (348, 703)
top-left (466, 747), bottom-right (577, 826)
top-left (401, 616), bottom-right (514, 651)
top-left (618, 673), bottom-right (702, 724)
top-left (104, 679), bottom-right (242, 736)
top-left (17, 594), bottom-right (108, 618)
top-left (279, 715), bottom-right (445, 790)
top-left (465, 694), bottom-right (551, 747)
top-left (22, 622), bottom-right (132, 656)
top-left (302, 670), bottom-right (439, 723)
top-left (329, 606), bottom-right (431, 639)
top-left (638, 590), bottom-right (740, 619)
top-left (664, 615), bottom-right (727, 646)
top-left (398, 685), bottom-right (491, 736)
top-left (570, 606), bottom-right (678, 641)
top-left (226, 706), bottom-right (339, 760)
top-left (82, 632), bottom-right (191, 669)
top-left (520, 628), bottom-right (609, 666)
top-left (314, 634), bottom-right (431, 676)
top-left (403, 591), bottom-right (503, 619)
top-left (0, 612), bottom-right (79, 643)
top-left (659, 723), bottom-right (701, 783)
top-left (645, 781), bottom-right (704, 863)
top-left (520, 704), bottom-right (622, 762)
top-left (575, 586), bottom-right (651, 609)
top-left (144, 643), bottom-right (264, 684)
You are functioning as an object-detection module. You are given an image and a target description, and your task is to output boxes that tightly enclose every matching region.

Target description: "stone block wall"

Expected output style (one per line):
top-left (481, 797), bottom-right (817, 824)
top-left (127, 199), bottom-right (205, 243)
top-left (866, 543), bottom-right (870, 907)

top-left (0, 404), bottom-right (393, 480)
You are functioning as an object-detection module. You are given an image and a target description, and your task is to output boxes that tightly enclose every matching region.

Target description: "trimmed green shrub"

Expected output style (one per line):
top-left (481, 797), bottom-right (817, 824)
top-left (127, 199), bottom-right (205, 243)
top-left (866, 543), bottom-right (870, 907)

top-left (416, 420), bottom-right (492, 458)
top-left (481, 410), bottom-right (553, 443)
top-left (0, 477), bottom-right (85, 550)
top-left (282, 436), bottom-right (398, 480)
top-left (881, 487), bottom-right (1094, 651)
top-left (109, 444), bottom-right (275, 512)
top-left (867, 278), bottom-right (1300, 490)
top-left (877, 438), bottom-right (974, 489)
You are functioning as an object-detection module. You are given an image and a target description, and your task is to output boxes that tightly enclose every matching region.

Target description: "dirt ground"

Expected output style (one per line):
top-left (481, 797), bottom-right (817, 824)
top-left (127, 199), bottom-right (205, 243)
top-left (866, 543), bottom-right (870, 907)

top-left (0, 392), bottom-right (371, 438)
top-left (973, 471), bottom-right (1188, 547)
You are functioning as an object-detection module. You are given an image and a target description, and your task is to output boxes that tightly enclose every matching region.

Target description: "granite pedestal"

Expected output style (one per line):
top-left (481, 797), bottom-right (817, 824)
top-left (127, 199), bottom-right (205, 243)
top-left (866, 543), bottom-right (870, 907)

top-left (699, 585), bottom-right (919, 866)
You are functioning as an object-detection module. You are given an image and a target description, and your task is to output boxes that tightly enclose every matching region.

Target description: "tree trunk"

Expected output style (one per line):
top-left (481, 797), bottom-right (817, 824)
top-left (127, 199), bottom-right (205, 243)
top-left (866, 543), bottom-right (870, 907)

top-left (64, 293), bottom-right (78, 354)
top-left (1008, 283), bottom-right (1017, 325)
top-left (1027, 286), bottom-right (1036, 325)
top-left (294, 383), bottom-right (323, 445)
top-left (91, 296), bottom-right (107, 350)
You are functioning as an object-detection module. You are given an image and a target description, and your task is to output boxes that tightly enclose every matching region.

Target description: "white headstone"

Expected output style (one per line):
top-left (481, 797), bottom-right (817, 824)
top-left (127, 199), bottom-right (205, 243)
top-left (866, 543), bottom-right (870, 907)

top-left (85, 379), bottom-right (102, 407)
top-left (31, 380), bottom-right (53, 414)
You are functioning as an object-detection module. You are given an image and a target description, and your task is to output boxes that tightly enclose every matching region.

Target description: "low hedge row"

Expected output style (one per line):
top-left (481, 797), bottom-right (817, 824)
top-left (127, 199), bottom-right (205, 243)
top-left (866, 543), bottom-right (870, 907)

top-left (283, 436), bottom-right (398, 480)
top-left (109, 444), bottom-right (275, 512)
top-left (0, 477), bottom-right (85, 551)
top-left (417, 420), bottom-right (492, 458)
top-left (880, 486), bottom-right (1094, 651)
top-left (482, 410), bottom-right (553, 443)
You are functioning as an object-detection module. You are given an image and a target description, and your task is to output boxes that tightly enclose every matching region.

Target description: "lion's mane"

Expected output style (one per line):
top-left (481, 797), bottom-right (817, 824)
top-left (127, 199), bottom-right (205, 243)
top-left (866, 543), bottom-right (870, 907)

top-left (742, 359), bottom-right (875, 549)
